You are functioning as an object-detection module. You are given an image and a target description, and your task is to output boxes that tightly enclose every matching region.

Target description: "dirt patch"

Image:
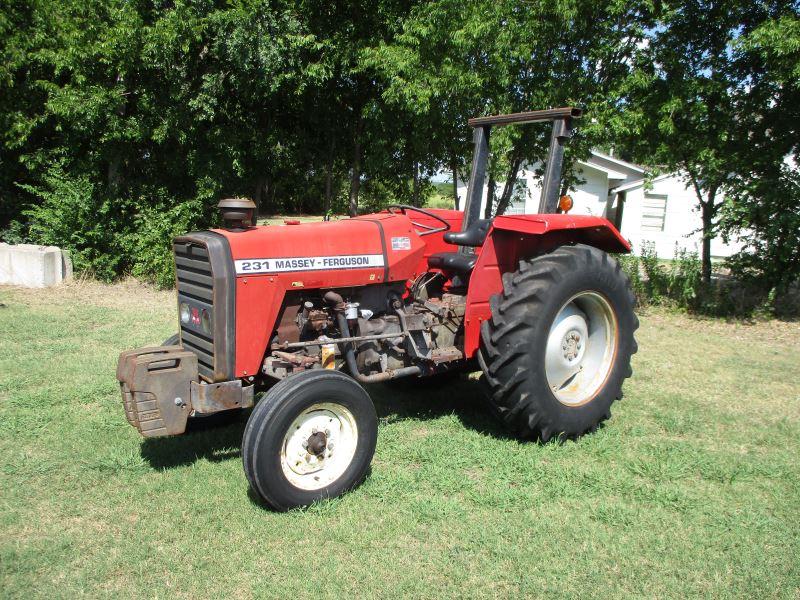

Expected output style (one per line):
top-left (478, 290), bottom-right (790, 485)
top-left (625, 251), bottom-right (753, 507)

top-left (641, 307), bottom-right (800, 346)
top-left (0, 278), bottom-right (173, 312)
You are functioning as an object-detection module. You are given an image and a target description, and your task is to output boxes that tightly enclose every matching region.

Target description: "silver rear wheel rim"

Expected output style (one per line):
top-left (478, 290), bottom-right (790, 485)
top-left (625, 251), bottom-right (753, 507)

top-left (545, 291), bottom-right (618, 406)
top-left (280, 402), bottom-right (358, 491)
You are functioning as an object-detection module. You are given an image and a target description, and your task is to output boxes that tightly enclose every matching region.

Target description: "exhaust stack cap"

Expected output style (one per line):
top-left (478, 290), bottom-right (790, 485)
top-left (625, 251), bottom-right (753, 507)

top-left (218, 198), bottom-right (256, 230)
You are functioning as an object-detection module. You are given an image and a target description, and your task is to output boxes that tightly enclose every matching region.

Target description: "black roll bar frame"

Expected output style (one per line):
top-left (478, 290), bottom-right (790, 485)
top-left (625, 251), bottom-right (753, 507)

top-left (461, 107), bottom-right (582, 231)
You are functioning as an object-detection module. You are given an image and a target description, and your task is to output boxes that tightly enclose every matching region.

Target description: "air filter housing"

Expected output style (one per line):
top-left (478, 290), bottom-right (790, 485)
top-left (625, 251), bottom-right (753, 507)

top-left (218, 198), bottom-right (256, 230)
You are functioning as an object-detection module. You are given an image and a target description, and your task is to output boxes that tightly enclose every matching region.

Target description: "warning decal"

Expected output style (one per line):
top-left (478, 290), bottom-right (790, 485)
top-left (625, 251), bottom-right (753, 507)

top-left (235, 254), bottom-right (384, 275)
top-left (391, 236), bottom-right (411, 251)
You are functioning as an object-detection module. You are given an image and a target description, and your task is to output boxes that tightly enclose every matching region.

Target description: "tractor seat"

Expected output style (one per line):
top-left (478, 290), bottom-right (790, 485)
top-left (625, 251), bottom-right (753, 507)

top-left (427, 252), bottom-right (477, 274)
top-left (427, 218), bottom-right (492, 276)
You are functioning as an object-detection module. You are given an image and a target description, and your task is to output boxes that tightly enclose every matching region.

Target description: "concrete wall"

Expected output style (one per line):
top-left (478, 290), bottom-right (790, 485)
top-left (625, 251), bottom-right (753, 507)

top-left (0, 244), bottom-right (73, 288)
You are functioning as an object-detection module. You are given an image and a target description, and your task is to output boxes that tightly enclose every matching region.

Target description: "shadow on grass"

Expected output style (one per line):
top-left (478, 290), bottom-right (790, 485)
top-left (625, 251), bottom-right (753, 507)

top-left (140, 409), bottom-right (249, 470)
top-left (140, 372), bottom-right (510, 471)
top-left (367, 373), bottom-right (513, 441)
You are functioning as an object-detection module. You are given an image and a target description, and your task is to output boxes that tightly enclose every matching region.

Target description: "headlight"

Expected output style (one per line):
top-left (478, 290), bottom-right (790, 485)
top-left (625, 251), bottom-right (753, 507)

top-left (201, 309), bottom-right (212, 334)
top-left (179, 302), bottom-right (190, 324)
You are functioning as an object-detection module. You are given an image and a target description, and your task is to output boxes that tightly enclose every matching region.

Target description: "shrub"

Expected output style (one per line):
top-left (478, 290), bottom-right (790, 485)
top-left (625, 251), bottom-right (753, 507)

top-left (620, 242), bottom-right (702, 311)
top-left (124, 196), bottom-right (211, 288)
top-left (23, 168), bottom-right (132, 281)
top-left (425, 194), bottom-right (457, 210)
top-left (21, 166), bottom-right (214, 288)
top-left (617, 253), bottom-right (646, 306)
top-left (666, 247), bottom-right (702, 307)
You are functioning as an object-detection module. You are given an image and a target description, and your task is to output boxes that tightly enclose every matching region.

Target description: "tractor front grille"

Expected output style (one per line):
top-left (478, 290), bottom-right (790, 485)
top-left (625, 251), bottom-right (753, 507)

top-left (174, 241), bottom-right (215, 379)
top-left (173, 233), bottom-right (235, 382)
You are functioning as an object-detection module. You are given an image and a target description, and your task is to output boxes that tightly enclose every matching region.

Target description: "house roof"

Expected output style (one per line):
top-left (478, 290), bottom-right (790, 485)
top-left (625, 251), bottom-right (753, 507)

top-left (572, 150), bottom-right (646, 182)
top-left (588, 150), bottom-right (646, 174)
top-left (609, 173), bottom-right (671, 194)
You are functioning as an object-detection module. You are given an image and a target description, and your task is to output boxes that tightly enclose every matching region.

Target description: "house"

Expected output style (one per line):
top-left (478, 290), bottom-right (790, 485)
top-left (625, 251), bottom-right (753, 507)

top-left (454, 150), bottom-right (742, 259)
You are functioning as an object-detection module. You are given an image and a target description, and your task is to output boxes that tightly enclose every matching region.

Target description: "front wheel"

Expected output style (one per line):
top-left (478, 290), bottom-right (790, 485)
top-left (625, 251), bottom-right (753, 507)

top-left (478, 244), bottom-right (638, 442)
top-left (242, 370), bottom-right (377, 510)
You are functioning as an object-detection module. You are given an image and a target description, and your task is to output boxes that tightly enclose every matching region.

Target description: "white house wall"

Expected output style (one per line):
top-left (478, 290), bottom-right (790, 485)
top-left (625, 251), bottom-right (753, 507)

top-left (618, 174), bottom-right (742, 259)
top-left (456, 162), bottom-right (614, 218)
top-left (453, 153), bottom-right (742, 261)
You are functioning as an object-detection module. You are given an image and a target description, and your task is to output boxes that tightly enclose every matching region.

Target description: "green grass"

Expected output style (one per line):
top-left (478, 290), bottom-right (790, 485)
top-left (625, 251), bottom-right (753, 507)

top-left (1, 280), bottom-right (799, 598)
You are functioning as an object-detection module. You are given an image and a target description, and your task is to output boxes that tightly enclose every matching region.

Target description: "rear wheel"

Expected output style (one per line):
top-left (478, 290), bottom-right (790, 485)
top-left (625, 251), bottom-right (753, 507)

top-left (242, 370), bottom-right (377, 510)
top-left (478, 244), bottom-right (638, 441)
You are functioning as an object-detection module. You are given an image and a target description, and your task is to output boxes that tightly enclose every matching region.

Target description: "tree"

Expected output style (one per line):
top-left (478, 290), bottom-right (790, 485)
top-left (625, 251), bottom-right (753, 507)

top-left (625, 0), bottom-right (798, 283)
top-left (364, 0), bottom-right (654, 218)
top-left (722, 164), bottom-right (800, 298)
top-left (720, 12), bottom-right (800, 297)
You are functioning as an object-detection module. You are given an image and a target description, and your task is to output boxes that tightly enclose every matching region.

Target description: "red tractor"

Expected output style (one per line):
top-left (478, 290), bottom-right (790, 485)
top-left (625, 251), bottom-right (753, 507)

top-left (117, 108), bottom-right (637, 510)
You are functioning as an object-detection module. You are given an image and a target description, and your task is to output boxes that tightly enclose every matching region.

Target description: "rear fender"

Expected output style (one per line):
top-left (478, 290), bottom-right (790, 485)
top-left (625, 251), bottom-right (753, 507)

top-left (462, 215), bottom-right (630, 358)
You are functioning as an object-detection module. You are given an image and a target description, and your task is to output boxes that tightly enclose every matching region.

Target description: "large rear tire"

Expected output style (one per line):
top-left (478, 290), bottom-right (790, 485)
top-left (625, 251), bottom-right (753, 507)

top-left (478, 244), bottom-right (638, 442)
top-left (242, 370), bottom-right (377, 511)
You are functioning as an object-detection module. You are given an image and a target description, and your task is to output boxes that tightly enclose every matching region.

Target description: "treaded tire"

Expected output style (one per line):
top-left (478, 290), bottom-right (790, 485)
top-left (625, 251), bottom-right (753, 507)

top-left (163, 334), bottom-right (180, 346)
top-left (477, 244), bottom-right (638, 442)
top-left (242, 370), bottom-right (377, 511)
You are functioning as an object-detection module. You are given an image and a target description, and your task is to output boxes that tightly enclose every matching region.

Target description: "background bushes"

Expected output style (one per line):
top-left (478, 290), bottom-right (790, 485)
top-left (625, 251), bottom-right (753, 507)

top-left (619, 243), bottom-right (800, 319)
top-left (1, 0), bottom-right (797, 305)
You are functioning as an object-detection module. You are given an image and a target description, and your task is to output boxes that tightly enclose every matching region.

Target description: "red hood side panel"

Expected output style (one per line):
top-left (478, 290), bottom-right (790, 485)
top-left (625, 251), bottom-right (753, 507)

top-left (213, 214), bottom-right (441, 377)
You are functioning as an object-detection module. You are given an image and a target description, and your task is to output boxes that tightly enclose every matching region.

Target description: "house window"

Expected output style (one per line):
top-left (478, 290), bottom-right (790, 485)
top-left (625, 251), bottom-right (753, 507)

top-left (504, 200), bottom-right (526, 215)
top-left (642, 193), bottom-right (667, 231)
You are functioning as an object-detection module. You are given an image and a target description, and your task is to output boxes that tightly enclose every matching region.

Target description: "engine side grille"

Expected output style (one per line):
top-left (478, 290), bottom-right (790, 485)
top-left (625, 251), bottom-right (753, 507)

top-left (174, 240), bottom-right (216, 380)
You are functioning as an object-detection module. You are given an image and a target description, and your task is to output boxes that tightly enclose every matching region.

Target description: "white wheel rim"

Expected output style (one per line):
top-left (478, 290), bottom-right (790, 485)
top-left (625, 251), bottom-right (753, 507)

top-left (545, 291), bottom-right (618, 406)
top-left (280, 402), bottom-right (358, 491)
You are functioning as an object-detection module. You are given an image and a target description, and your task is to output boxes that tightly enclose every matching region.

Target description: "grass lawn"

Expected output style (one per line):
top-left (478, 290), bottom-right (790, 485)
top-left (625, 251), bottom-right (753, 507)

top-left (1, 280), bottom-right (799, 598)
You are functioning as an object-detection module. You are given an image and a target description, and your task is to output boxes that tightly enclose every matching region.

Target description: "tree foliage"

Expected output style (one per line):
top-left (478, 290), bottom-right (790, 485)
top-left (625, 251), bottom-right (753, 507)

top-left (0, 0), bottom-right (797, 291)
top-left (624, 0), bottom-right (799, 283)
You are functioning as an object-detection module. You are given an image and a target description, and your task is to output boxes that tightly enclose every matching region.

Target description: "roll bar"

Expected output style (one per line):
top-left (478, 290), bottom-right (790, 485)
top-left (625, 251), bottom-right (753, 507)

top-left (461, 107), bottom-right (582, 232)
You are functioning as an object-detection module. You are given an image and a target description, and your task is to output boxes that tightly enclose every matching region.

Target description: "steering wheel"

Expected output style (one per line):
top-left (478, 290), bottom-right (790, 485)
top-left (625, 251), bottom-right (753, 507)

top-left (386, 205), bottom-right (451, 236)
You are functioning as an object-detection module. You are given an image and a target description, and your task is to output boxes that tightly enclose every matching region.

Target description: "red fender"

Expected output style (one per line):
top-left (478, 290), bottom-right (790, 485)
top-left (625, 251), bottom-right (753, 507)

top-left (462, 214), bottom-right (630, 358)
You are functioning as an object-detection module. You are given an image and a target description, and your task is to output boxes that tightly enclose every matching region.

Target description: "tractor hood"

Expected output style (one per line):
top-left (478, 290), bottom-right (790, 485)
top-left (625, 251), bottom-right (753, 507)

top-left (211, 212), bottom-right (444, 287)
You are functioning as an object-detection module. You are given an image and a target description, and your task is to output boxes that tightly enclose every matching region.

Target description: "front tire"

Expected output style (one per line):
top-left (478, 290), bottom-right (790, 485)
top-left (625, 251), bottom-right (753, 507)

top-left (242, 370), bottom-right (377, 510)
top-left (478, 244), bottom-right (638, 442)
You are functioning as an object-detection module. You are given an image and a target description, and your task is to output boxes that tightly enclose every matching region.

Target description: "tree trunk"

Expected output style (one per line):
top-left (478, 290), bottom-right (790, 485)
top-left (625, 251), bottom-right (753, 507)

top-left (451, 154), bottom-right (459, 210)
top-left (685, 165), bottom-right (717, 284)
top-left (108, 73), bottom-right (127, 194)
top-left (324, 135), bottom-right (335, 216)
top-left (348, 116), bottom-right (364, 217)
top-left (484, 172), bottom-right (496, 219)
top-left (412, 161), bottom-right (420, 207)
top-left (107, 158), bottom-right (122, 194)
top-left (701, 199), bottom-right (714, 284)
top-left (254, 176), bottom-right (266, 220)
top-left (493, 155), bottom-right (523, 217)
